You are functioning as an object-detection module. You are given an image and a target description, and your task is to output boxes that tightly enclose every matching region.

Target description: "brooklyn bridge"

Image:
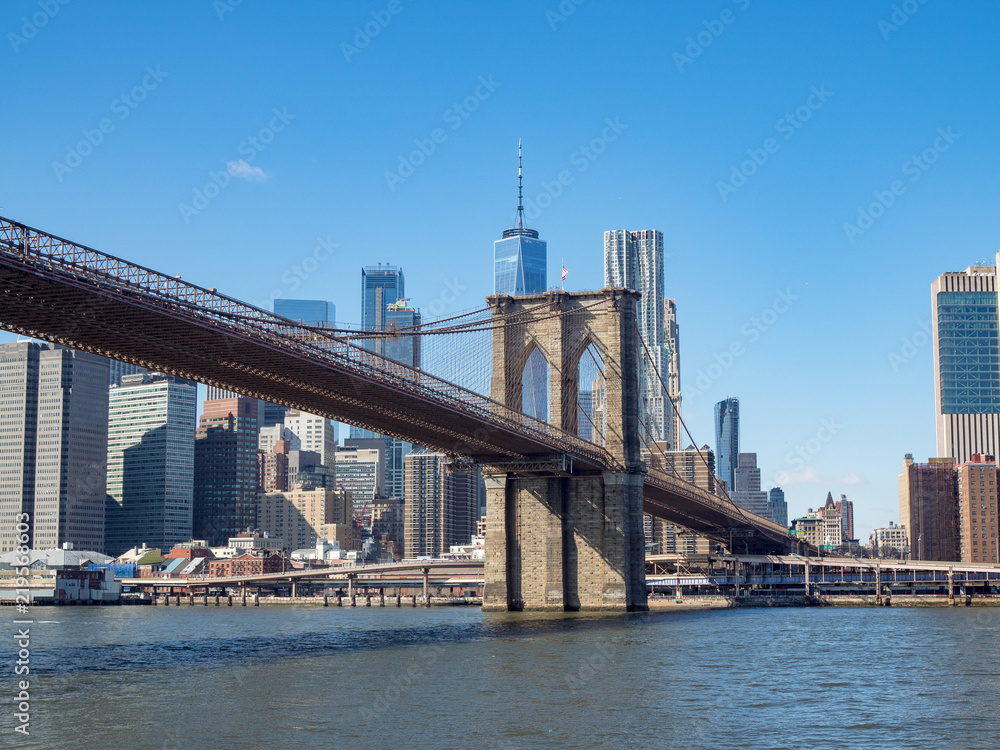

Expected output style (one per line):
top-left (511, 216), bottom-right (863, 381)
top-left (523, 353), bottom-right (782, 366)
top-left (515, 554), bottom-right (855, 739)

top-left (0, 216), bottom-right (803, 612)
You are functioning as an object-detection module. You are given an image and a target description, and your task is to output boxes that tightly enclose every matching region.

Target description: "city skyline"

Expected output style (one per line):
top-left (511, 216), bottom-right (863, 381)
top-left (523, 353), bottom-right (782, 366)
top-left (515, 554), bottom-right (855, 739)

top-left (6, 3), bottom-right (1000, 540)
top-left (5, 6), bottom-right (1000, 748)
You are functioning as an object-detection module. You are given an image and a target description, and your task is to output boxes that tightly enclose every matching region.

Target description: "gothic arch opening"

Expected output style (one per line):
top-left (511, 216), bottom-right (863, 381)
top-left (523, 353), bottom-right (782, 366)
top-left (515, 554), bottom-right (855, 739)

top-left (520, 344), bottom-right (550, 424)
top-left (576, 340), bottom-right (606, 446)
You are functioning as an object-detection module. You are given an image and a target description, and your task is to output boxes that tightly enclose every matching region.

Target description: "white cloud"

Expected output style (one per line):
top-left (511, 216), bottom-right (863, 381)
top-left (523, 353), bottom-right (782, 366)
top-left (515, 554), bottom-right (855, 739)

top-left (838, 472), bottom-right (866, 485)
top-left (226, 159), bottom-right (268, 182)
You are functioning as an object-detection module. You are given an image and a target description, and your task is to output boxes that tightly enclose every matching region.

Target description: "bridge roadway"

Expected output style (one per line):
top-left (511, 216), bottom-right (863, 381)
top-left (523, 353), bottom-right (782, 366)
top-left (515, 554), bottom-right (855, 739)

top-left (0, 216), bottom-right (793, 552)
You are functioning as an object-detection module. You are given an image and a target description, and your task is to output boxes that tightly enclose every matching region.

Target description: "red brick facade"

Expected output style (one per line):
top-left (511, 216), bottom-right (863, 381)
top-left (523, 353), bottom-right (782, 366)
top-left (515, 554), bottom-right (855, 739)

top-left (207, 553), bottom-right (284, 577)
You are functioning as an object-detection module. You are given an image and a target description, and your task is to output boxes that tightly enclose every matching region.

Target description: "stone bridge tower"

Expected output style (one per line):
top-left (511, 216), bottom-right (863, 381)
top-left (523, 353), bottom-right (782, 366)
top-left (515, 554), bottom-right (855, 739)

top-left (483, 288), bottom-right (647, 611)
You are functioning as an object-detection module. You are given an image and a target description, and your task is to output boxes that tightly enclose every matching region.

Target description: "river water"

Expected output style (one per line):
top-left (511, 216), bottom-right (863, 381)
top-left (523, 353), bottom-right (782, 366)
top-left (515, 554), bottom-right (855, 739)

top-left (4, 604), bottom-right (999, 749)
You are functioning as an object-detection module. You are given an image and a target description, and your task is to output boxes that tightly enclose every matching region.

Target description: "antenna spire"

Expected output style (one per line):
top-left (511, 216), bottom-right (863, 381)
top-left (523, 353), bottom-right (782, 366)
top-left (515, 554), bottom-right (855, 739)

top-left (517, 139), bottom-right (524, 229)
top-left (500, 139), bottom-right (539, 240)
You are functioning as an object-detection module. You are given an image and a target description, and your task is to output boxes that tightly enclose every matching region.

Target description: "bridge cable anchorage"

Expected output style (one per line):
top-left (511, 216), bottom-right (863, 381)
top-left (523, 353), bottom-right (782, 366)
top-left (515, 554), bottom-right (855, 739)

top-left (632, 321), bottom-right (765, 539)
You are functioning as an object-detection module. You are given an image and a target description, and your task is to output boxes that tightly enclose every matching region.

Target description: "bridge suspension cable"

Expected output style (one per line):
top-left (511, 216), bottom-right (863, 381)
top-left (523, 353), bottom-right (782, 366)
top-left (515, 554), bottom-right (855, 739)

top-left (631, 321), bottom-right (761, 536)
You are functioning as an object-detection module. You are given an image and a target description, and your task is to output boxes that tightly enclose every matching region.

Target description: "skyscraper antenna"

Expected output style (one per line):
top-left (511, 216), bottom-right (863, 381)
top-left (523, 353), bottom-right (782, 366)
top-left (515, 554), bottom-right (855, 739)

top-left (517, 139), bottom-right (524, 229)
top-left (500, 139), bottom-right (538, 240)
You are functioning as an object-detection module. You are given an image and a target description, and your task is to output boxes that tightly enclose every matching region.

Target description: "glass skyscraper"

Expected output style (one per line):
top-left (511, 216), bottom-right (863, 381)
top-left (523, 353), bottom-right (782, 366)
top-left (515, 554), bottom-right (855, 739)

top-left (355, 266), bottom-right (413, 491)
top-left (494, 233), bottom-right (547, 296)
top-left (714, 397), bottom-right (740, 493)
top-left (494, 143), bottom-right (547, 296)
top-left (933, 255), bottom-right (1000, 462)
top-left (732, 452), bottom-right (767, 516)
top-left (274, 298), bottom-right (336, 328)
top-left (362, 265), bottom-right (403, 333)
top-left (383, 300), bottom-right (421, 368)
top-left (105, 373), bottom-right (197, 557)
top-left (0, 343), bottom-right (109, 554)
top-left (767, 487), bottom-right (788, 527)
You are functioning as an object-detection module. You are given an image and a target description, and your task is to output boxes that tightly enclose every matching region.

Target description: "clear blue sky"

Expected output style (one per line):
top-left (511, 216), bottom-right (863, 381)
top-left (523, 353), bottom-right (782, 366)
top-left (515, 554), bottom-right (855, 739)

top-left (4, 1), bottom-right (1000, 539)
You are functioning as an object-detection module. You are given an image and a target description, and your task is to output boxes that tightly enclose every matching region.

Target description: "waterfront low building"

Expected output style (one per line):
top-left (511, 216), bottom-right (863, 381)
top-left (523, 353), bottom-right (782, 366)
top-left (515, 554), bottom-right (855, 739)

top-left (0, 548), bottom-right (120, 603)
top-left (207, 553), bottom-right (284, 577)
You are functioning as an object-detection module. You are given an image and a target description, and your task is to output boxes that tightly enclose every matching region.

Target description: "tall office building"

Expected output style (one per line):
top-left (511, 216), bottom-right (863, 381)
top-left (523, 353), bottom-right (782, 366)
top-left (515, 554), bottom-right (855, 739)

top-left (108, 361), bottom-right (143, 388)
top-left (362, 265), bottom-right (404, 339)
top-left (258, 440), bottom-right (291, 494)
top-left (205, 386), bottom-right (238, 401)
top-left (193, 396), bottom-right (260, 546)
top-left (260, 402), bottom-right (290, 429)
top-left (105, 373), bottom-right (197, 557)
top-left (284, 409), bottom-right (336, 466)
top-left (343, 437), bottom-right (387, 493)
top-left (357, 267), bottom-right (412, 487)
top-left (494, 142), bottom-right (547, 297)
top-left (604, 229), bottom-right (670, 445)
top-left (933, 257), bottom-right (1000, 463)
top-left (714, 398), bottom-right (740, 492)
top-left (258, 485), bottom-right (350, 552)
top-left (898, 454), bottom-right (959, 561)
top-left (733, 453), bottom-right (768, 516)
top-left (371, 496), bottom-right (405, 553)
top-left (495, 144), bottom-right (548, 422)
top-left (955, 454), bottom-right (999, 563)
top-left (0, 343), bottom-right (109, 554)
top-left (258, 439), bottom-right (322, 494)
top-left (404, 449), bottom-right (478, 558)
top-left (383, 299), bottom-right (422, 367)
top-left (204, 389), bottom-right (274, 431)
top-left (259, 425), bottom-right (300, 453)
top-left (274, 298), bottom-right (336, 328)
top-left (833, 494), bottom-right (854, 541)
top-left (383, 436), bottom-right (412, 499)
top-left (664, 298), bottom-right (682, 449)
top-left (335, 446), bottom-right (381, 519)
top-left (767, 487), bottom-right (788, 527)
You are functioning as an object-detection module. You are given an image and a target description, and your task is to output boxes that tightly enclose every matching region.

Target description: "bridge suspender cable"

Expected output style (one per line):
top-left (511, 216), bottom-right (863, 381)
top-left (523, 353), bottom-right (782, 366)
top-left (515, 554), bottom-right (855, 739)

top-left (632, 321), bottom-right (759, 532)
